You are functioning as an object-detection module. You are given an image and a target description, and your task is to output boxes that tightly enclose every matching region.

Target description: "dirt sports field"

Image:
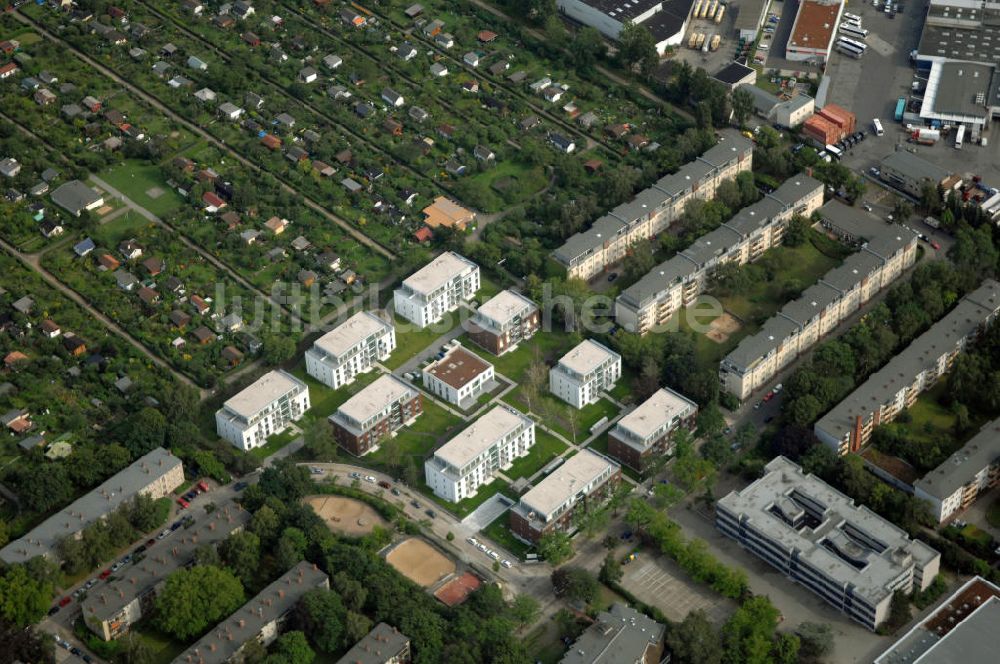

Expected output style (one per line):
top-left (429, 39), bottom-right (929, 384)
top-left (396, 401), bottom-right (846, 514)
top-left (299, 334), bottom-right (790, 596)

top-left (303, 495), bottom-right (386, 536)
top-left (707, 313), bottom-right (741, 343)
top-left (385, 538), bottom-right (456, 587)
top-left (434, 572), bottom-right (482, 607)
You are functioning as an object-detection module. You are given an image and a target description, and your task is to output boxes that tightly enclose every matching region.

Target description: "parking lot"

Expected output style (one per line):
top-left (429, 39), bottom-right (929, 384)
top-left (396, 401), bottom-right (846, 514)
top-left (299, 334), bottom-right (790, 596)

top-left (619, 552), bottom-right (736, 624)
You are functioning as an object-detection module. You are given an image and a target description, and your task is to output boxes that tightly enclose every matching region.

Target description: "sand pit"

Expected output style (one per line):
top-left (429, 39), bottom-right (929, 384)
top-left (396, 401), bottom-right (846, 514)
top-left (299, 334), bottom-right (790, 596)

top-left (434, 571), bottom-right (481, 606)
top-left (385, 538), bottom-right (455, 588)
top-left (706, 313), bottom-right (742, 343)
top-left (146, 186), bottom-right (165, 199)
top-left (304, 495), bottom-right (387, 536)
top-left (96, 205), bottom-right (114, 216)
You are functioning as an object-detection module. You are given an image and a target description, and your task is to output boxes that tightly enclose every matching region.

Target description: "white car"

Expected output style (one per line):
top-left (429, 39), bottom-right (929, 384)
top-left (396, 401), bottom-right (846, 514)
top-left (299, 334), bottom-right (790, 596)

top-left (364, 475), bottom-right (376, 483)
top-left (489, 551), bottom-right (500, 560)
top-left (501, 560), bottom-right (512, 568)
top-left (773, 383), bottom-right (783, 393)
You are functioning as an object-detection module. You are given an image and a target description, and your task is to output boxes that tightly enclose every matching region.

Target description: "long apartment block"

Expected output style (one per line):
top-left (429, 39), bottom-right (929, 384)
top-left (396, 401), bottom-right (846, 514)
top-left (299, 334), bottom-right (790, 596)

top-left (83, 502), bottom-right (251, 641)
top-left (510, 449), bottom-right (621, 543)
top-left (215, 370), bottom-right (310, 451)
top-left (392, 252), bottom-right (479, 328)
top-left (607, 387), bottom-right (698, 473)
top-left (305, 311), bottom-right (395, 389)
top-left (914, 417), bottom-right (1000, 524)
top-left (171, 562), bottom-right (329, 664)
top-left (466, 289), bottom-right (540, 356)
top-left (615, 174), bottom-right (825, 334)
top-left (329, 374), bottom-right (422, 456)
top-left (549, 339), bottom-right (622, 409)
top-left (815, 279), bottom-right (1000, 456)
top-left (717, 457), bottom-right (940, 631)
top-left (0, 447), bottom-right (184, 565)
top-left (720, 202), bottom-right (919, 401)
top-left (552, 131), bottom-right (753, 281)
top-left (424, 404), bottom-right (535, 502)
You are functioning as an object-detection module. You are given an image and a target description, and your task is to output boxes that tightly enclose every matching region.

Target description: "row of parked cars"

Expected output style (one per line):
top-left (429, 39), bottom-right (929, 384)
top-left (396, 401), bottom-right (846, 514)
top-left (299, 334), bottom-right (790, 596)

top-left (467, 537), bottom-right (513, 568)
top-left (56, 638), bottom-right (92, 663)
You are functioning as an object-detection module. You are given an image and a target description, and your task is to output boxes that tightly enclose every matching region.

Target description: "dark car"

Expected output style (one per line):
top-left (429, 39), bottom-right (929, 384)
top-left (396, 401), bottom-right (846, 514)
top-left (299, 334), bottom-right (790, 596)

top-left (70, 647), bottom-right (81, 656)
top-left (390, 488), bottom-right (401, 496)
top-left (82, 655), bottom-right (93, 663)
top-left (234, 481), bottom-right (248, 491)
top-left (425, 509), bottom-right (437, 519)
top-left (146, 538), bottom-right (155, 547)
top-left (410, 499), bottom-right (421, 509)
top-left (48, 606), bottom-right (61, 616)
top-left (134, 544), bottom-right (147, 555)
top-left (607, 272), bottom-right (618, 282)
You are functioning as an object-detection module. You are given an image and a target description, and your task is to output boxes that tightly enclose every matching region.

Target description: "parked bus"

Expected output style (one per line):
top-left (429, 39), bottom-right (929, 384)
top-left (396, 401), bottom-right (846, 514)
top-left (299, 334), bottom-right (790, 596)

top-left (873, 118), bottom-right (884, 136)
top-left (955, 124), bottom-right (966, 149)
top-left (838, 36), bottom-right (868, 51)
top-left (836, 43), bottom-right (864, 58)
top-left (894, 97), bottom-right (906, 121)
top-left (839, 23), bottom-right (869, 38)
top-left (844, 12), bottom-right (863, 22)
top-left (825, 144), bottom-right (844, 159)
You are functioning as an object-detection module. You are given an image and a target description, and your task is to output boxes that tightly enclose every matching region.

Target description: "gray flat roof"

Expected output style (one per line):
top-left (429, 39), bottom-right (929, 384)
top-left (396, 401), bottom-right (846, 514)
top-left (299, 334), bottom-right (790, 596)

top-left (917, 0), bottom-right (1000, 64)
top-left (312, 311), bottom-right (391, 360)
top-left (332, 374), bottom-right (416, 425)
top-left (714, 61), bottom-right (756, 85)
top-left (574, 0), bottom-right (661, 22)
top-left (819, 199), bottom-right (893, 241)
top-left (616, 254), bottom-right (697, 309)
top-left (821, 251), bottom-right (884, 292)
top-left (432, 405), bottom-right (533, 469)
top-left (553, 216), bottom-right (626, 265)
top-left (780, 282), bottom-right (843, 325)
top-left (924, 61), bottom-right (996, 119)
top-left (50, 180), bottom-right (102, 214)
top-left (816, 280), bottom-right (1000, 443)
top-left (400, 251), bottom-right (477, 296)
top-left (723, 195), bottom-right (785, 236)
top-left (723, 314), bottom-right (802, 369)
top-left (556, 339), bottom-right (619, 376)
top-left (734, 0), bottom-right (769, 31)
top-left (916, 598), bottom-right (1000, 663)
top-left (560, 603), bottom-right (664, 664)
top-left (219, 370), bottom-right (306, 420)
top-left (518, 450), bottom-right (618, 520)
top-left (1, 448), bottom-right (182, 565)
top-left (718, 457), bottom-right (939, 605)
top-left (473, 289), bottom-right (536, 328)
top-left (914, 417), bottom-right (1000, 500)
top-left (336, 623), bottom-right (410, 664)
top-left (880, 151), bottom-right (951, 186)
top-left (742, 84), bottom-right (781, 115)
top-left (613, 387), bottom-right (696, 442)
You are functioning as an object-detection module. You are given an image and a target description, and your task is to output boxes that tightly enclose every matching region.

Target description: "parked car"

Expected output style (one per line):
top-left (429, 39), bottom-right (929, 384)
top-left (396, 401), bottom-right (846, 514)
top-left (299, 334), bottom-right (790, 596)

top-left (501, 560), bottom-right (512, 568)
top-left (930, 240), bottom-right (941, 250)
top-left (468, 537), bottom-right (478, 545)
top-left (378, 480), bottom-right (391, 489)
top-left (48, 605), bottom-right (61, 616)
top-left (773, 383), bottom-right (783, 393)
top-left (176, 497), bottom-right (189, 509)
top-left (82, 655), bottom-right (93, 663)
top-left (58, 596), bottom-right (72, 607)
top-left (607, 272), bottom-right (618, 282)
top-left (157, 529), bottom-right (170, 540)
top-left (310, 467), bottom-right (323, 475)
top-left (234, 481), bottom-right (248, 491)
top-left (390, 487), bottom-right (401, 496)
top-left (364, 475), bottom-right (376, 484)
top-left (410, 499), bottom-right (421, 509)
top-left (98, 569), bottom-right (111, 580)
top-left (425, 509), bottom-right (437, 518)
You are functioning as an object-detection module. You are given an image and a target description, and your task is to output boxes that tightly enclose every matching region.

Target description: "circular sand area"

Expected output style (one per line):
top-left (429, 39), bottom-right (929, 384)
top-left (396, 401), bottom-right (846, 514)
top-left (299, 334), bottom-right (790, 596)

top-left (304, 495), bottom-right (387, 536)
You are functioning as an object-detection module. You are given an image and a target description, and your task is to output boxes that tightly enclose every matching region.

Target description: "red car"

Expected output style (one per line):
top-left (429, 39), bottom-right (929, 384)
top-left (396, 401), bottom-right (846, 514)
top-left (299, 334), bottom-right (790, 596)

top-left (196, 480), bottom-right (210, 493)
top-left (176, 497), bottom-right (189, 509)
top-left (763, 391), bottom-right (775, 402)
top-left (58, 596), bottom-right (72, 607)
top-left (98, 570), bottom-right (111, 580)
top-left (930, 240), bottom-right (941, 250)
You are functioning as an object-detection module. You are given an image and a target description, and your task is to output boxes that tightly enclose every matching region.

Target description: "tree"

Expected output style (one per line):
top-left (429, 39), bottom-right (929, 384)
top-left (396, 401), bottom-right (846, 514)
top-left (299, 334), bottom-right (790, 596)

top-left (569, 27), bottom-right (604, 71)
top-left (219, 531), bottom-right (261, 586)
top-left (510, 594), bottom-right (540, 626)
top-left (618, 21), bottom-right (658, 76)
top-left (262, 333), bottom-right (296, 366)
top-left (276, 527), bottom-right (308, 570)
top-left (120, 407), bottom-right (167, 457)
top-left (267, 631), bottom-right (314, 664)
top-left (721, 595), bottom-right (781, 664)
top-left (0, 564), bottom-right (53, 627)
top-left (303, 417), bottom-right (338, 462)
top-left (598, 552), bottom-right (623, 585)
top-left (0, 618), bottom-right (55, 664)
top-left (666, 610), bottom-right (723, 664)
top-left (551, 567), bottom-right (599, 605)
top-left (731, 88), bottom-right (754, 127)
top-left (796, 622), bottom-right (833, 661)
top-left (294, 589), bottom-right (345, 654)
top-left (783, 214), bottom-right (811, 247)
top-left (154, 566), bottom-right (244, 640)
top-left (623, 238), bottom-right (657, 283)
top-left (331, 572), bottom-right (367, 612)
top-left (537, 531), bottom-right (573, 564)
top-left (250, 505), bottom-right (282, 545)
top-left (343, 611), bottom-right (373, 646)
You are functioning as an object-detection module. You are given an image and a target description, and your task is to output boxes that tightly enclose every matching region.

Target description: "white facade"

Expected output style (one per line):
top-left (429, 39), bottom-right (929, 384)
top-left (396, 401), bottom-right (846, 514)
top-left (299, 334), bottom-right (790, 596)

top-left (305, 311), bottom-right (395, 389)
top-left (393, 252), bottom-right (480, 328)
top-left (424, 405), bottom-right (535, 502)
top-left (421, 344), bottom-right (495, 407)
top-left (215, 370), bottom-right (310, 451)
top-left (549, 340), bottom-right (622, 409)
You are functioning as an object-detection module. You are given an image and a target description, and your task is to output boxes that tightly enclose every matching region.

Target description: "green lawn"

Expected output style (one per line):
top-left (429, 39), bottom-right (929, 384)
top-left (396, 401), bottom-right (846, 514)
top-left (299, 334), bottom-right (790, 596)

top-left (367, 398), bottom-right (464, 467)
top-left (418, 476), bottom-right (514, 519)
top-left (504, 430), bottom-right (568, 481)
top-left (987, 498), bottom-right (1000, 529)
top-left (904, 382), bottom-right (959, 443)
top-left (461, 330), bottom-right (574, 382)
top-left (99, 160), bottom-right (185, 217)
top-left (383, 314), bottom-right (458, 370)
top-left (132, 625), bottom-right (187, 664)
top-left (503, 387), bottom-right (619, 443)
top-left (91, 210), bottom-right (152, 247)
top-left (289, 365), bottom-right (382, 423)
top-left (249, 427), bottom-right (299, 460)
top-left (524, 622), bottom-right (566, 664)
top-left (453, 160), bottom-right (548, 213)
top-left (482, 514), bottom-right (536, 559)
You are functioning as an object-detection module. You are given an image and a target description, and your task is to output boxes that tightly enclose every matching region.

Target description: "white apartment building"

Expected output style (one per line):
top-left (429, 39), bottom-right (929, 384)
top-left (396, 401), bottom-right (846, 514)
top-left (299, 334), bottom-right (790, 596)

top-left (607, 387), bottom-right (698, 472)
top-left (914, 417), bottom-right (1000, 523)
top-left (549, 340), bottom-right (622, 409)
top-left (616, 175), bottom-right (824, 335)
top-left (424, 405), bottom-right (535, 502)
top-left (717, 457), bottom-right (940, 631)
top-left (215, 370), bottom-right (310, 451)
top-left (815, 280), bottom-right (1000, 455)
top-left (720, 203), bottom-right (919, 401)
top-left (305, 311), bottom-right (395, 389)
top-left (393, 252), bottom-right (480, 327)
top-left (421, 343), bottom-right (496, 408)
top-left (467, 289), bottom-right (540, 355)
top-left (553, 131), bottom-right (753, 281)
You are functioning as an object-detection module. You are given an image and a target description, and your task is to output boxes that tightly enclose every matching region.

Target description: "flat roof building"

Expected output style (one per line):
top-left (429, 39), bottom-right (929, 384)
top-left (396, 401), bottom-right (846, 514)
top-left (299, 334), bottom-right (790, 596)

top-left (717, 456), bottom-right (940, 631)
top-left (305, 311), bottom-right (395, 389)
top-left (815, 280), bottom-right (1000, 455)
top-left (336, 623), bottom-right (411, 664)
top-left (467, 290), bottom-right (540, 356)
top-left (913, 417), bottom-right (1000, 523)
top-left (393, 252), bottom-right (480, 328)
top-left (171, 562), bottom-right (329, 664)
top-left (51, 180), bottom-right (105, 216)
top-left (1, 447), bottom-right (184, 565)
top-left (422, 343), bottom-right (496, 408)
top-left (555, 0), bottom-right (695, 53)
top-left (510, 449), bottom-right (621, 543)
top-left (549, 340), bottom-right (622, 409)
top-left (425, 404), bottom-right (535, 502)
top-left (879, 151), bottom-right (954, 198)
top-left (786, 0), bottom-right (844, 63)
top-left (559, 602), bottom-right (665, 664)
top-left (607, 387), bottom-right (698, 473)
top-left (734, 0), bottom-right (770, 39)
top-left (216, 370), bottom-right (310, 451)
top-left (330, 374), bottom-right (422, 456)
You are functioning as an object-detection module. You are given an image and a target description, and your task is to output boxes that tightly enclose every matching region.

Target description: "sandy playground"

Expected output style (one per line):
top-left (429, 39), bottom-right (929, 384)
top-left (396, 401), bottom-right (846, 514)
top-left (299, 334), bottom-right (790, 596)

top-left (385, 538), bottom-right (456, 588)
top-left (706, 313), bottom-right (742, 343)
top-left (304, 495), bottom-right (387, 536)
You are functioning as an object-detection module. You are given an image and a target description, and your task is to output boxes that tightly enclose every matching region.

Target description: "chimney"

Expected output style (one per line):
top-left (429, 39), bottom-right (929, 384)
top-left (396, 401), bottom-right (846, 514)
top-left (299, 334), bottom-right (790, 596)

top-left (278, 589), bottom-right (285, 599)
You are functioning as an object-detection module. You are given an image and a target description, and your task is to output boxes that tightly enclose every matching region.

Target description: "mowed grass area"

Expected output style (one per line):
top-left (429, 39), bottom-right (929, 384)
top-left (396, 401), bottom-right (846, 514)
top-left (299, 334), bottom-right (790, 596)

top-left (100, 160), bottom-right (185, 217)
top-left (383, 314), bottom-right (460, 370)
top-left (419, 476), bottom-right (513, 519)
top-left (453, 160), bottom-right (548, 213)
top-left (461, 330), bottom-right (575, 381)
top-left (504, 430), bottom-right (568, 481)
top-left (503, 386), bottom-right (619, 443)
top-left (133, 625), bottom-right (186, 664)
top-left (288, 365), bottom-right (382, 423)
top-left (91, 210), bottom-right (153, 247)
top-left (251, 427), bottom-right (299, 460)
top-left (367, 398), bottom-right (465, 470)
top-left (482, 514), bottom-right (535, 559)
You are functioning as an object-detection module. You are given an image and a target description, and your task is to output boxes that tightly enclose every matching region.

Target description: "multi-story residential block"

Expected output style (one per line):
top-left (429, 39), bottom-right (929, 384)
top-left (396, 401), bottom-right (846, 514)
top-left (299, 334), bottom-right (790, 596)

top-left (607, 387), bottom-right (698, 473)
top-left (1, 447), bottom-right (184, 565)
top-left (560, 602), bottom-right (665, 664)
top-left (392, 252), bottom-right (479, 327)
top-left (421, 343), bottom-right (496, 408)
top-left (215, 370), bottom-right (310, 451)
top-left (424, 405), bottom-right (535, 502)
top-left (815, 280), bottom-right (1000, 455)
top-left (330, 374), bottom-right (422, 456)
top-left (615, 174), bottom-right (824, 334)
top-left (84, 502), bottom-right (250, 640)
top-left (171, 562), bottom-right (329, 664)
top-left (717, 457), bottom-right (940, 631)
top-left (549, 340), bottom-right (622, 409)
top-left (914, 417), bottom-right (1000, 523)
top-left (720, 202), bottom-right (919, 401)
top-left (336, 623), bottom-right (411, 664)
top-left (552, 131), bottom-right (753, 281)
top-left (305, 311), bottom-right (395, 389)
top-left (466, 289), bottom-right (539, 355)
top-left (510, 450), bottom-right (621, 543)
